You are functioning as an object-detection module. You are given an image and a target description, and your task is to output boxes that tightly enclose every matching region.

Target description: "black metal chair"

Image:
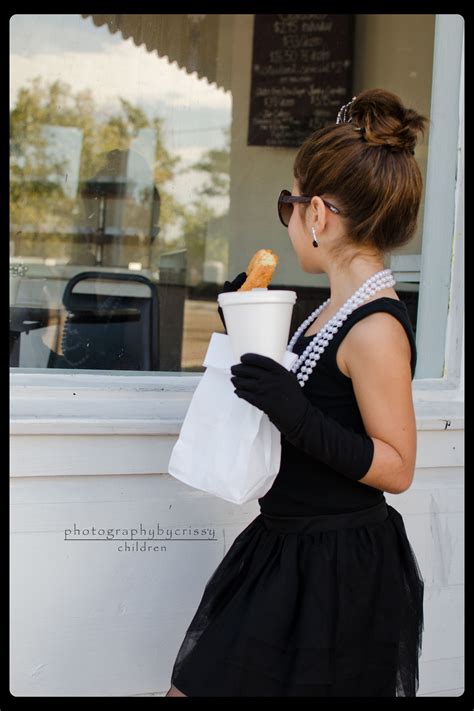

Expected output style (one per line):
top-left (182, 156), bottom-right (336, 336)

top-left (47, 271), bottom-right (159, 371)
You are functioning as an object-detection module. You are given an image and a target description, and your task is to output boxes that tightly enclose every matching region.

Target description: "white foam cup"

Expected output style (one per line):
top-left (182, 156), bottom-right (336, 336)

top-left (217, 288), bottom-right (297, 364)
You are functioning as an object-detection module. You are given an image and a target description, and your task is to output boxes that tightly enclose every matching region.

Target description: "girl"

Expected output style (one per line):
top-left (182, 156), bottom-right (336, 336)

top-left (166, 88), bottom-right (426, 697)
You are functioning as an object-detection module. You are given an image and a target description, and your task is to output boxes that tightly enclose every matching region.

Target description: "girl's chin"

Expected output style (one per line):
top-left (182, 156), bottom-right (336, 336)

top-left (299, 258), bottom-right (323, 275)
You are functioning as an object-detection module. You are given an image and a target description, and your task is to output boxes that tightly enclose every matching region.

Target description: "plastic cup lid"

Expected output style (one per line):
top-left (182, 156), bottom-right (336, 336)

top-left (218, 289), bottom-right (297, 307)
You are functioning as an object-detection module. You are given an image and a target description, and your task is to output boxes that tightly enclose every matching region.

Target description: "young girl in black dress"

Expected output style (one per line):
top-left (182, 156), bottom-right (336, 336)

top-left (166, 88), bottom-right (426, 697)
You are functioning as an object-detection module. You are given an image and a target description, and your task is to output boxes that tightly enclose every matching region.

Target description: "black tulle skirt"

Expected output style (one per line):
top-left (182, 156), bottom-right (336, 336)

top-left (170, 500), bottom-right (424, 697)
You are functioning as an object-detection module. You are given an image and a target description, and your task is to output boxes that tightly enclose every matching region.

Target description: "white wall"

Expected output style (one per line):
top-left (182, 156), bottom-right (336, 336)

top-left (10, 471), bottom-right (259, 697)
top-left (10, 411), bottom-right (464, 697)
top-left (386, 468), bottom-right (464, 697)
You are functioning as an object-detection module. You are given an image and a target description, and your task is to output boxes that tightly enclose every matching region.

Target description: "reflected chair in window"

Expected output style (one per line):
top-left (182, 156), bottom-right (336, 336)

top-left (47, 271), bottom-right (159, 371)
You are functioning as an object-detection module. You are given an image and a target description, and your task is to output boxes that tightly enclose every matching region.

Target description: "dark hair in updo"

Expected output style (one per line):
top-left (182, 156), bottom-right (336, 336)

top-left (293, 88), bottom-right (429, 256)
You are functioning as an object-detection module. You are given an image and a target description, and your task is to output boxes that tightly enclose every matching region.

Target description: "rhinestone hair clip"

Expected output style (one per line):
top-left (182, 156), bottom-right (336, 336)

top-left (336, 95), bottom-right (357, 125)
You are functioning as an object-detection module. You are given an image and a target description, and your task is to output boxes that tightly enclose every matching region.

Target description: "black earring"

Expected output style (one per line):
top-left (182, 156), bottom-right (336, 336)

top-left (311, 226), bottom-right (319, 248)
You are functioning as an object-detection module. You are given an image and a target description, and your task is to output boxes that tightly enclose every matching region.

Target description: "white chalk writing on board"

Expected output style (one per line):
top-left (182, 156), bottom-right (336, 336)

top-left (248, 14), bottom-right (354, 147)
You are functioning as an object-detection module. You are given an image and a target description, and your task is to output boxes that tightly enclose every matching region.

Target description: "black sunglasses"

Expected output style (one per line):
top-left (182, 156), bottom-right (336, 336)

top-left (277, 189), bottom-right (341, 227)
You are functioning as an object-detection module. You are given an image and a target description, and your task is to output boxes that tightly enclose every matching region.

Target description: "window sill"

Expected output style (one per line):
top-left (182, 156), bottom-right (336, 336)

top-left (10, 370), bottom-right (463, 478)
top-left (10, 369), bottom-right (464, 435)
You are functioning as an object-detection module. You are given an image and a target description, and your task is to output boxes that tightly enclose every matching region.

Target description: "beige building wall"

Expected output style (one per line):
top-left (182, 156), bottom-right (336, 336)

top-left (353, 14), bottom-right (435, 258)
top-left (226, 14), bottom-right (435, 287)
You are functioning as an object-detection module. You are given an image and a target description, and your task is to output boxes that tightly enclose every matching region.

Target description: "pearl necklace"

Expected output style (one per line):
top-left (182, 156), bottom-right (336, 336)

top-left (287, 269), bottom-right (396, 387)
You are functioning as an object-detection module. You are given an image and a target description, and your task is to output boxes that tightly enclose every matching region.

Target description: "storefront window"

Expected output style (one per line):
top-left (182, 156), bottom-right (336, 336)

top-left (10, 13), bottom-right (231, 372)
top-left (10, 14), bottom-right (440, 375)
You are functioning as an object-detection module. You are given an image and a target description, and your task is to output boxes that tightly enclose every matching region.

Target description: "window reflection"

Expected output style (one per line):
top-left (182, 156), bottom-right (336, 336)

top-left (10, 14), bottom-right (232, 372)
top-left (10, 14), bottom-right (433, 374)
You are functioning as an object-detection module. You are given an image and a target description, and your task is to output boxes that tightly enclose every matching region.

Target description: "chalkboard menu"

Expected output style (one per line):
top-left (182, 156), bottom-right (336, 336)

top-left (248, 14), bottom-right (355, 147)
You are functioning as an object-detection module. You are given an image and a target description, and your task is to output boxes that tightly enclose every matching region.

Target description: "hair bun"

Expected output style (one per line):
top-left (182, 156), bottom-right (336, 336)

top-left (350, 89), bottom-right (428, 154)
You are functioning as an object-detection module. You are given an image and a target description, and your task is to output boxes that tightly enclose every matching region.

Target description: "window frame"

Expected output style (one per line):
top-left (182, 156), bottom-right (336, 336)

top-left (414, 14), bottom-right (464, 382)
top-left (10, 14), bottom-right (464, 433)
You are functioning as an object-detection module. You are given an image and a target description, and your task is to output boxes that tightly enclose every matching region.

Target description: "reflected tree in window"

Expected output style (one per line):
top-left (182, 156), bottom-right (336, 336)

top-left (9, 77), bottom-right (183, 270)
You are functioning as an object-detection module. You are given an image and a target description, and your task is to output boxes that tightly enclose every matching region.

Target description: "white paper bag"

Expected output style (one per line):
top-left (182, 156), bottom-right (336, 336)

top-left (168, 332), bottom-right (298, 505)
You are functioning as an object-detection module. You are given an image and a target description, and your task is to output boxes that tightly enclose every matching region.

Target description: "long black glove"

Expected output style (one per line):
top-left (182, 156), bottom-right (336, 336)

top-left (217, 271), bottom-right (247, 332)
top-left (230, 352), bottom-right (374, 481)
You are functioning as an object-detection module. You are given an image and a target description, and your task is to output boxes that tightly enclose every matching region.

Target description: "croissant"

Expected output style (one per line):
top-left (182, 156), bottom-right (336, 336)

top-left (238, 249), bottom-right (279, 291)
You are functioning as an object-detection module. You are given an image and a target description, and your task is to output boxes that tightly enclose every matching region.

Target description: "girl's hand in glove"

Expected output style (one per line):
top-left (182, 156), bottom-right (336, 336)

top-left (231, 352), bottom-right (375, 482)
top-left (217, 272), bottom-right (247, 331)
top-left (230, 352), bottom-right (311, 438)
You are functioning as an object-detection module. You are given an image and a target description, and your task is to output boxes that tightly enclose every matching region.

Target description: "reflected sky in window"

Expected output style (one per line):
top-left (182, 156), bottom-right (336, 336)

top-left (10, 14), bottom-right (232, 219)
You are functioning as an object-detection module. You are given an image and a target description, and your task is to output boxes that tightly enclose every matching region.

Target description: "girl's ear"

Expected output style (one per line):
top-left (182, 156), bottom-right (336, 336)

top-left (308, 196), bottom-right (328, 233)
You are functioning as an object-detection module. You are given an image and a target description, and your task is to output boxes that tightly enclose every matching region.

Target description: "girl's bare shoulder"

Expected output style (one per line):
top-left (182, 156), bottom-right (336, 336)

top-left (338, 306), bottom-right (411, 378)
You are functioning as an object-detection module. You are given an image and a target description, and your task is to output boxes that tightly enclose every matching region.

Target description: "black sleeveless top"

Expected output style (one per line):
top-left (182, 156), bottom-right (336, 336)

top-left (258, 298), bottom-right (417, 516)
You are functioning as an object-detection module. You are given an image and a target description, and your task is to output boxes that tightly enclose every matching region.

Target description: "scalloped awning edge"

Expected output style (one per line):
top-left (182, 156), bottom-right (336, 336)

top-left (81, 13), bottom-right (228, 93)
